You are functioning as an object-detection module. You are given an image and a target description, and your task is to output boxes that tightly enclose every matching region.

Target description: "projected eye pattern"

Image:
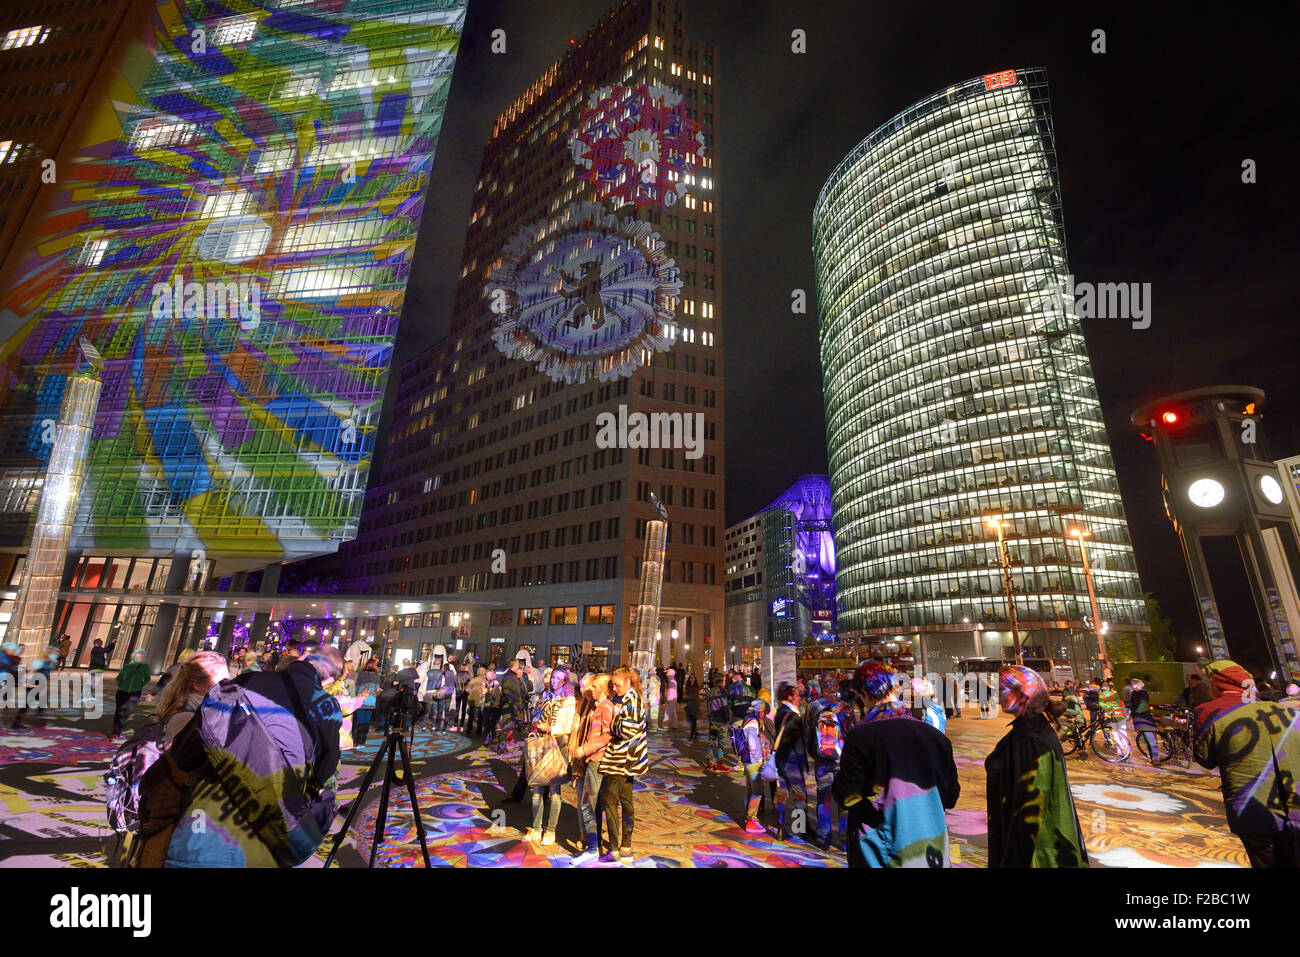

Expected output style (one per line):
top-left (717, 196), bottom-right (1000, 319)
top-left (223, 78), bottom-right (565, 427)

top-left (487, 202), bottom-right (681, 384)
top-left (1, 1), bottom-right (467, 557)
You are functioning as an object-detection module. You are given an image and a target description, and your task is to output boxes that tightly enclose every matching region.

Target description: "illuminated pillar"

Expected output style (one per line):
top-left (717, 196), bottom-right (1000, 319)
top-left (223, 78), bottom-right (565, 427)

top-left (9, 350), bottom-right (102, 649)
top-left (633, 519), bottom-right (668, 690)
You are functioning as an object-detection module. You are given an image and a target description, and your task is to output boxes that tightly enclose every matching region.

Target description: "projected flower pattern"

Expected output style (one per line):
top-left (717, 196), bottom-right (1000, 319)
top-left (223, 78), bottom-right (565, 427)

top-left (567, 83), bottom-right (706, 209)
top-left (487, 202), bottom-right (681, 384)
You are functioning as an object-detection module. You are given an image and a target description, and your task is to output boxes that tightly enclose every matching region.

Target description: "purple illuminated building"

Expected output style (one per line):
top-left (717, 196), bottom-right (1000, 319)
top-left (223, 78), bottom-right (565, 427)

top-left (725, 474), bottom-right (836, 660)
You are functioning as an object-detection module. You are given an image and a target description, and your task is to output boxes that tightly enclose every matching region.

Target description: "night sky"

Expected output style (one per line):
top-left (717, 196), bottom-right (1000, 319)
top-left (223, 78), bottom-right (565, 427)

top-left (396, 0), bottom-right (1299, 664)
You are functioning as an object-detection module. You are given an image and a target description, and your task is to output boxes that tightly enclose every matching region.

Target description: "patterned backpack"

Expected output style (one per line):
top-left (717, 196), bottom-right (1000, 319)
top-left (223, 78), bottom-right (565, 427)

top-left (104, 719), bottom-right (172, 833)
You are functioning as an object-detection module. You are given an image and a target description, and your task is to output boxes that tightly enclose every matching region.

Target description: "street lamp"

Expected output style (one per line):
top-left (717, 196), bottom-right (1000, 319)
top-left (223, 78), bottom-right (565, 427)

top-left (1068, 527), bottom-right (1110, 679)
top-left (986, 517), bottom-right (1023, 665)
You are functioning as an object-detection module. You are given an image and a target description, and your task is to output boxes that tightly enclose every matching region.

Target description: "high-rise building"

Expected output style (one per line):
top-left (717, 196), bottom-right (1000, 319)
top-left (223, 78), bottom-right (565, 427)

top-left (320, 0), bottom-right (725, 676)
top-left (813, 68), bottom-right (1148, 679)
top-left (0, 0), bottom-right (468, 662)
top-left (724, 474), bottom-right (837, 667)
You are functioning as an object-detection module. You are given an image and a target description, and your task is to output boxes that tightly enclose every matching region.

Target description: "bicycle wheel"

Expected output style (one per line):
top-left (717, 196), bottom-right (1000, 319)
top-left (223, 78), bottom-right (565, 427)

top-left (1090, 726), bottom-right (1131, 763)
top-left (1171, 734), bottom-right (1192, 769)
top-left (1137, 731), bottom-right (1167, 763)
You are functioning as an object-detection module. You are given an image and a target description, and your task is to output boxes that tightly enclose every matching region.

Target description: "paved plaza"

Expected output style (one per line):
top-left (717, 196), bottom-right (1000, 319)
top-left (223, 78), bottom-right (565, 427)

top-left (0, 680), bottom-right (1250, 868)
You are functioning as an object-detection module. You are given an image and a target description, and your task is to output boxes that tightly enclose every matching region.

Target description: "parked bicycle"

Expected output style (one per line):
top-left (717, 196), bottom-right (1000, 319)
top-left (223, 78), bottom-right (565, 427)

top-left (1054, 708), bottom-right (1132, 763)
top-left (1134, 704), bottom-right (1194, 768)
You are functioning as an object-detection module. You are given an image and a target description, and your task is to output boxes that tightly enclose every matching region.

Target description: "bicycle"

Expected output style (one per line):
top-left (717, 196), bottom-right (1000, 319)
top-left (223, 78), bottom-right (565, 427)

top-left (1135, 704), bottom-right (1194, 769)
top-left (1055, 708), bottom-right (1132, 763)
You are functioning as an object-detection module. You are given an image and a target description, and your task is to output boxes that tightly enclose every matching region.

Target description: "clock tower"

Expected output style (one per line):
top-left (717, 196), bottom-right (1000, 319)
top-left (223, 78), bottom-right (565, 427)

top-left (1133, 386), bottom-right (1300, 678)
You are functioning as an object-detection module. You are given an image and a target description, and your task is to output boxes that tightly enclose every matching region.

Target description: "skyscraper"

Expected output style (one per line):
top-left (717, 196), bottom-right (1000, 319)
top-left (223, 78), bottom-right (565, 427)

top-left (0, 0), bottom-right (468, 660)
top-left (813, 68), bottom-right (1148, 678)
top-left (321, 0), bottom-right (725, 676)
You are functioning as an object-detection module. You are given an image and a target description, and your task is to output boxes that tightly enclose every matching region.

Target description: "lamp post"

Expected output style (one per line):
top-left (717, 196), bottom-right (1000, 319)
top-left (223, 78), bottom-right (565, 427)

top-left (1068, 528), bottom-right (1111, 679)
top-left (986, 517), bottom-right (1023, 665)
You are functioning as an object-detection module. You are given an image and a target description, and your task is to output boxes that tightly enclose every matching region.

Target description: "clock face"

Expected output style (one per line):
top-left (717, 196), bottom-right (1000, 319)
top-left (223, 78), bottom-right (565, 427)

top-left (1259, 474), bottom-right (1285, 505)
top-left (1188, 478), bottom-right (1226, 508)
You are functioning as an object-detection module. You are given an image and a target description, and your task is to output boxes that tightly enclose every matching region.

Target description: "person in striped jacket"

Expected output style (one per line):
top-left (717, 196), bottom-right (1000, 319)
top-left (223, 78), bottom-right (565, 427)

top-left (599, 666), bottom-right (648, 864)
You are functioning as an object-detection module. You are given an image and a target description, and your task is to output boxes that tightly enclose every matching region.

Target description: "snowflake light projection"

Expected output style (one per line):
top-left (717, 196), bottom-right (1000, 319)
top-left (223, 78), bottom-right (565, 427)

top-left (486, 202), bottom-right (681, 384)
top-left (567, 83), bottom-right (705, 208)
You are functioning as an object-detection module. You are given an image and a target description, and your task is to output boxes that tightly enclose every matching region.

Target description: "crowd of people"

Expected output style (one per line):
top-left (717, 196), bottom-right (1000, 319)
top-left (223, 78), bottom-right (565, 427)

top-left (4, 629), bottom-right (1295, 869)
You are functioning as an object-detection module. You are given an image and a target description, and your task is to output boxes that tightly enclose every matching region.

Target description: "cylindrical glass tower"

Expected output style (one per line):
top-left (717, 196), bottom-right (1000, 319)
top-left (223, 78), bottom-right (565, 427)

top-left (812, 68), bottom-right (1148, 678)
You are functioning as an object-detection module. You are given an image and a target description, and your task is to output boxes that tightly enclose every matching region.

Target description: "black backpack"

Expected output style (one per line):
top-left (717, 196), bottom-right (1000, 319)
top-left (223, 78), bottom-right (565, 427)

top-left (105, 719), bottom-right (174, 833)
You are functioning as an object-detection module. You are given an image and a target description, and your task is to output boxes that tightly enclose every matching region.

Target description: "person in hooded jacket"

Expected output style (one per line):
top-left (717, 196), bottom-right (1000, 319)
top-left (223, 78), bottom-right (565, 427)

top-left (984, 666), bottom-right (1089, 868)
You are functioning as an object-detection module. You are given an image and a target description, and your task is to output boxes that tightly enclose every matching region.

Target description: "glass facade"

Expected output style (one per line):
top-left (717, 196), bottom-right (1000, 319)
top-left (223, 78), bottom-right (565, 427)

top-left (0, 0), bottom-right (468, 560)
top-left (813, 68), bottom-right (1147, 660)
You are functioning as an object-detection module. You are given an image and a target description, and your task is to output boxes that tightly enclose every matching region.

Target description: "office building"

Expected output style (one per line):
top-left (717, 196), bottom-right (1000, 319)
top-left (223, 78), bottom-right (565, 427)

top-left (813, 68), bottom-right (1148, 678)
top-left (319, 0), bottom-right (725, 675)
top-left (0, 0), bottom-right (469, 662)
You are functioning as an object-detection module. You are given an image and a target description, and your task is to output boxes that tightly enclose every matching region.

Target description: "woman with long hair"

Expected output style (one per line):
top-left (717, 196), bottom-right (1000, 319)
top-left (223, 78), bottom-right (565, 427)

top-left (569, 674), bottom-right (615, 864)
top-left (525, 666), bottom-right (575, 846)
top-left (599, 666), bottom-right (648, 863)
top-left (136, 651), bottom-right (230, 867)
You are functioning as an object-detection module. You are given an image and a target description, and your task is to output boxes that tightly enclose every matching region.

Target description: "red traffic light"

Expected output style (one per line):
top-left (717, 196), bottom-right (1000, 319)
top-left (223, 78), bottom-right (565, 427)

top-left (1160, 411), bottom-right (1179, 425)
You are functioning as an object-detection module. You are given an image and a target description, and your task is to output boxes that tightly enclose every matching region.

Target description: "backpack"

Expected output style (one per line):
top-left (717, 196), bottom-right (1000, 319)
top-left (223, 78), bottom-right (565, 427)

top-left (727, 683), bottom-right (753, 722)
top-left (730, 715), bottom-right (772, 766)
top-left (815, 703), bottom-right (848, 762)
top-left (706, 688), bottom-right (729, 722)
top-left (105, 719), bottom-right (172, 833)
top-left (192, 675), bottom-right (338, 867)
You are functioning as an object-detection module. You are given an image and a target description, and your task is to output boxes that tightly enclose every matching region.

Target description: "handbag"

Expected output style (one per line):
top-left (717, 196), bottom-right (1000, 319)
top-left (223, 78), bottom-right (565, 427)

top-left (524, 732), bottom-right (569, 787)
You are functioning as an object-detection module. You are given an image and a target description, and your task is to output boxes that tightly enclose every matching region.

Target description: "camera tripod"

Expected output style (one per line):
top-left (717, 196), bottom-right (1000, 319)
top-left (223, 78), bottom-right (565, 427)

top-left (324, 716), bottom-right (432, 868)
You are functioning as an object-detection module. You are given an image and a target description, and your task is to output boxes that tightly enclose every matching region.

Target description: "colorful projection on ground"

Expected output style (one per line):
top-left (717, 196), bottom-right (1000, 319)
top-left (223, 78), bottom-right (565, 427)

top-left (0, 1), bottom-right (467, 558)
top-left (567, 83), bottom-right (706, 209)
top-left (487, 201), bottom-right (681, 384)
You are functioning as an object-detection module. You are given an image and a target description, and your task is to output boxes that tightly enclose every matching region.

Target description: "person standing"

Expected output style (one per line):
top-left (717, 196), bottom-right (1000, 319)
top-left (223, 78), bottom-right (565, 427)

top-left (661, 667), bottom-right (679, 730)
top-left (481, 669), bottom-right (503, 750)
top-left (1194, 659), bottom-right (1300, 866)
top-left (751, 665), bottom-right (762, 693)
top-left (805, 682), bottom-right (855, 851)
top-left (738, 697), bottom-right (774, 835)
top-left (425, 661), bottom-right (456, 732)
top-left (525, 667), bottom-right (575, 846)
top-left (111, 649), bottom-right (153, 740)
top-left (88, 638), bottom-right (111, 673)
top-left (832, 661), bottom-right (960, 868)
top-left (465, 666), bottom-right (486, 737)
top-left (569, 674), bottom-right (615, 864)
top-left (57, 635), bottom-right (72, 670)
top-left (1129, 678), bottom-right (1160, 765)
top-left (1, 642), bottom-right (24, 730)
top-left (773, 682), bottom-right (809, 842)
top-left (985, 666), bottom-right (1089, 868)
top-left (455, 661), bottom-right (472, 731)
top-left (683, 671), bottom-right (700, 739)
top-left (501, 655), bottom-right (535, 801)
top-left (705, 676), bottom-right (730, 770)
top-left (600, 666), bottom-right (648, 863)
top-left (1182, 672), bottom-right (1213, 708)
top-left (645, 668), bottom-right (662, 731)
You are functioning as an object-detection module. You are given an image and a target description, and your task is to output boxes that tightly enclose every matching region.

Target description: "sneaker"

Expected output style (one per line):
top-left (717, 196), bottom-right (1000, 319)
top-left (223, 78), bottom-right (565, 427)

top-left (571, 848), bottom-right (601, 866)
top-left (597, 852), bottom-right (619, 864)
top-left (743, 820), bottom-right (766, 835)
top-left (521, 828), bottom-right (540, 843)
top-left (540, 832), bottom-right (556, 847)
top-left (618, 848), bottom-right (634, 863)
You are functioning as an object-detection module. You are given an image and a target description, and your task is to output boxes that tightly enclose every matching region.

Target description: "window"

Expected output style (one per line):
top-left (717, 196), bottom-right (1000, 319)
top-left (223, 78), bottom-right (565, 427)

top-left (490, 609), bottom-right (513, 627)
top-left (549, 606), bottom-right (578, 626)
top-left (584, 604), bottom-right (616, 624)
top-left (518, 608), bottom-right (543, 626)
top-left (2, 26), bottom-right (50, 50)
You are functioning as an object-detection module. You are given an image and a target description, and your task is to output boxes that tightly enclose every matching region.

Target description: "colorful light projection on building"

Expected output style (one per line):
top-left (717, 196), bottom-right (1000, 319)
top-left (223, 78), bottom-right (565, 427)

top-left (487, 201), bottom-right (681, 384)
top-left (0, 1), bottom-right (468, 559)
top-left (567, 83), bottom-right (706, 209)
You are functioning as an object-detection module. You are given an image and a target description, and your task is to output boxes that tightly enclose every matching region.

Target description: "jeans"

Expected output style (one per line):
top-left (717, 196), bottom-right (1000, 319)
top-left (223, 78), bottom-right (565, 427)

top-left (531, 781), bottom-right (562, 834)
top-left (686, 706), bottom-right (698, 738)
top-left (481, 707), bottom-right (500, 745)
top-left (458, 692), bottom-right (470, 725)
top-left (707, 721), bottom-right (727, 765)
top-left (575, 763), bottom-right (604, 849)
top-left (814, 762), bottom-right (845, 847)
top-left (112, 690), bottom-right (141, 735)
top-left (466, 704), bottom-right (481, 736)
top-left (354, 710), bottom-right (373, 745)
top-left (776, 757), bottom-right (808, 838)
top-left (601, 773), bottom-right (635, 850)
top-left (429, 696), bottom-right (452, 729)
top-left (743, 760), bottom-right (764, 823)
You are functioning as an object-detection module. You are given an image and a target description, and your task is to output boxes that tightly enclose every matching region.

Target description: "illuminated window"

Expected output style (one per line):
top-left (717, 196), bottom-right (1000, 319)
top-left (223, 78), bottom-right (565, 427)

top-left (278, 76), bottom-right (319, 98)
top-left (2, 26), bottom-right (49, 50)
top-left (82, 239), bottom-right (109, 267)
top-left (583, 604), bottom-right (616, 624)
top-left (200, 190), bottom-right (252, 218)
top-left (253, 145), bottom-right (295, 173)
top-left (132, 120), bottom-right (199, 150)
top-left (211, 16), bottom-right (257, 46)
top-left (549, 606), bottom-right (578, 625)
top-left (519, 608), bottom-right (543, 626)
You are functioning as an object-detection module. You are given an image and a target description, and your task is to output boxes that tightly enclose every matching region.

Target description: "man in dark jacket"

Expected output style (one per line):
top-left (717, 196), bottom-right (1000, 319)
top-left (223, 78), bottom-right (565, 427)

top-left (804, 684), bottom-right (855, 849)
top-left (773, 682), bottom-right (808, 841)
top-left (501, 655), bottom-right (535, 802)
top-left (833, 661), bottom-right (960, 867)
top-left (145, 645), bottom-right (343, 868)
